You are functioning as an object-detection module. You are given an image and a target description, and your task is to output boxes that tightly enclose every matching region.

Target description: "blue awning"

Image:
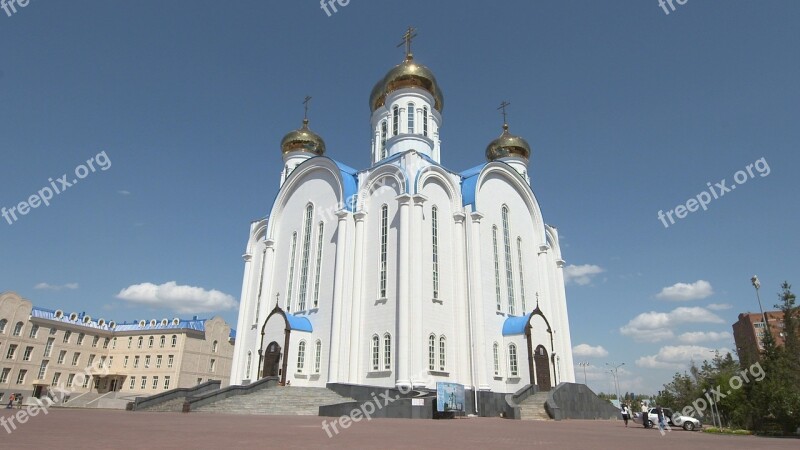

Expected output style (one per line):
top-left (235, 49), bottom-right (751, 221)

top-left (286, 314), bottom-right (313, 333)
top-left (502, 313), bottom-right (532, 336)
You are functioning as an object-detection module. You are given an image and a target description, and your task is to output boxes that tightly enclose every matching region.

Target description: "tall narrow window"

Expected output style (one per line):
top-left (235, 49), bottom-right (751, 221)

top-left (380, 120), bottom-right (388, 159)
top-left (423, 106), bottom-right (429, 137)
top-left (315, 340), bottom-right (322, 374)
top-left (492, 226), bottom-right (502, 312)
top-left (286, 232), bottom-right (298, 312)
top-left (246, 351), bottom-right (252, 377)
top-left (313, 222), bottom-right (324, 308)
top-left (502, 206), bottom-right (516, 315)
top-left (297, 341), bottom-right (306, 373)
top-left (372, 335), bottom-right (380, 371)
top-left (428, 335), bottom-right (436, 370)
top-left (407, 103), bottom-right (415, 133)
top-left (379, 205), bottom-right (389, 298)
top-left (255, 248), bottom-right (267, 323)
top-left (439, 336), bottom-right (446, 371)
top-left (509, 344), bottom-right (518, 376)
top-left (392, 106), bottom-right (399, 135)
top-left (431, 206), bottom-right (440, 300)
top-left (493, 342), bottom-right (500, 375)
top-left (383, 333), bottom-right (392, 370)
top-left (298, 205), bottom-right (314, 311)
top-left (517, 238), bottom-right (527, 312)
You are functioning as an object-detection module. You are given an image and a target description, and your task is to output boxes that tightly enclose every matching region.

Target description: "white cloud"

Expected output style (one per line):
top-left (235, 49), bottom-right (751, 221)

top-left (676, 331), bottom-right (733, 344)
top-left (117, 190), bottom-right (131, 195)
top-left (636, 345), bottom-right (732, 369)
top-left (34, 282), bottom-right (79, 291)
top-left (620, 306), bottom-right (724, 342)
top-left (116, 281), bottom-right (237, 314)
top-left (656, 280), bottom-right (713, 301)
top-left (564, 264), bottom-right (605, 286)
top-left (707, 303), bottom-right (732, 311)
top-left (572, 344), bottom-right (609, 358)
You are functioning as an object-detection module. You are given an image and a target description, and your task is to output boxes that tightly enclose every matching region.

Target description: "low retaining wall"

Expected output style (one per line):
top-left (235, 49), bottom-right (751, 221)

top-left (130, 380), bottom-right (221, 411)
top-left (545, 382), bottom-right (619, 420)
top-left (185, 377), bottom-right (280, 411)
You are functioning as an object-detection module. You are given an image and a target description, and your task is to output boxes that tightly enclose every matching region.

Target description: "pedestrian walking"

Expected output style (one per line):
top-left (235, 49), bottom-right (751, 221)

top-left (655, 405), bottom-right (666, 431)
top-left (6, 394), bottom-right (14, 409)
top-left (621, 404), bottom-right (630, 427)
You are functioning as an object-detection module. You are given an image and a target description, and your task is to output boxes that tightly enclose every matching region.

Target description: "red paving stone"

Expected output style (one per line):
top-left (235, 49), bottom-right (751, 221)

top-left (1, 408), bottom-right (797, 449)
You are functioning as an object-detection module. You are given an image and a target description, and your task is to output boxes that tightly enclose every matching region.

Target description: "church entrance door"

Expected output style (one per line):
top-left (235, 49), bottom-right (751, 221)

top-left (263, 341), bottom-right (282, 378)
top-left (534, 345), bottom-right (551, 391)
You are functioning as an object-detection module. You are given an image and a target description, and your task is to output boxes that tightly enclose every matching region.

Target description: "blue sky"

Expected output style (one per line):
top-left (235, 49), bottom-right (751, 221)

top-left (1, 1), bottom-right (798, 395)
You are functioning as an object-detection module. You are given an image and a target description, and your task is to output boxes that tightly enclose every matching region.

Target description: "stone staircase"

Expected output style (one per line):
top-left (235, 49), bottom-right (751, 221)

top-left (192, 386), bottom-right (354, 415)
top-left (519, 391), bottom-right (551, 420)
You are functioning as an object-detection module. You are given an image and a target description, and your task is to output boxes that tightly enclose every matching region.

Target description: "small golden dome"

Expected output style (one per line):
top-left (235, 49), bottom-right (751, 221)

top-left (280, 119), bottom-right (326, 155)
top-left (370, 55), bottom-right (444, 112)
top-left (485, 124), bottom-right (531, 161)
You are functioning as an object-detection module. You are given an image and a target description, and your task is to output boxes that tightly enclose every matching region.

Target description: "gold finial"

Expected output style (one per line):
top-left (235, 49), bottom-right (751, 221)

top-left (497, 101), bottom-right (511, 129)
top-left (302, 96), bottom-right (312, 126)
top-left (397, 26), bottom-right (418, 59)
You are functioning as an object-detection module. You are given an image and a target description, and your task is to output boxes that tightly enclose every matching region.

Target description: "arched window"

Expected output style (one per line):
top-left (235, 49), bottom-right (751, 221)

top-left (212, 340), bottom-right (218, 353)
top-left (492, 226), bottom-right (502, 312)
top-left (371, 335), bottom-right (380, 371)
top-left (171, 335), bottom-right (177, 347)
top-left (383, 333), bottom-right (392, 370)
top-left (0, 319), bottom-right (6, 334)
top-left (246, 351), bottom-right (252, 377)
top-left (502, 206), bottom-right (516, 315)
top-left (314, 340), bottom-right (322, 374)
top-left (13, 322), bottom-right (24, 336)
top-left (428, 334), bottom-right (436, 370)
top-left (407, 103), bottom-right (415, 133)
top-left (297, 340), bottom-right (306, 373)
top-left (160, 335), bottom-right (166, 348)
top-left (148, 336), bottom-right (154, 348)
top-left (431, 206), bottom-right (440, 300)
top-left (509, 344), bottom-right (518, 376)
top-left (63, 330), bottom-right (72, 343)
top-left (137, 336), bottom-right (143, 349)
top-left (255, 248), bottom-right (267, 323)
top-left (379, 205), bottom-right (389, 298)
top-left (286, 232), bottom-right (299, 312)
top-left (423, 106), bottom-right (429, 137)
top-left (127, 337), bottom-right (132, 348)
top-left (439, 336), bottom-right (446, 371)
top-left (392, 105), bottom-right (399, 136)
top-left (298, 205), bottom-right (314, 311)
top-left (517, 237), bottom-right (527, 312)
top-left (313, 222), bottom-right (324, 308)
top-left (380, 120), bottom-right (388, 159)
top-left (493, 342), bottom-right (500, 375)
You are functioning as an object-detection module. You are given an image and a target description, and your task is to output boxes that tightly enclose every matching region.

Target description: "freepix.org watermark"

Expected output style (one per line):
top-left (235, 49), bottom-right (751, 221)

top-left (1, 151), bottom-right (112, 226)
top-left (658, 0), bottom-right (688, 16)
top-left (320, 0), bottom-right (351, 17)
top-left (657, 157), bottom-right (770, 229)
top-left (1, 0), bottom-right (33, 18)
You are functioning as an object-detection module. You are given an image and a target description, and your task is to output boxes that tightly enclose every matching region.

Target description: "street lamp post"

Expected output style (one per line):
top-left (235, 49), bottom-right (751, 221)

top-left (578, 362), bottom-right (589, 385)
top-left (605, 362), bottom-right (625, 403)
top-left (751, 275), bottom-right (769, 328)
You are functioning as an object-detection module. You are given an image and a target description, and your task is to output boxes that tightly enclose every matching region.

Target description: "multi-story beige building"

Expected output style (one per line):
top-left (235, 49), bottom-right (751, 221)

top-left (0, 291), bottom-right (235, 405)
top-left (732, 310), bottom-right (786, 366)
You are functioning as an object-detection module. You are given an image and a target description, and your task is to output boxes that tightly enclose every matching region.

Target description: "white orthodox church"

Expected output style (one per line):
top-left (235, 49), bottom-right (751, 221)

top-left (230, 34), bottom-right (575, 399)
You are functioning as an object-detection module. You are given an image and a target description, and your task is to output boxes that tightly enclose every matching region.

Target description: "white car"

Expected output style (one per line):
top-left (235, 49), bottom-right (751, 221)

top-left (633, 408), bottom-right (702, 431)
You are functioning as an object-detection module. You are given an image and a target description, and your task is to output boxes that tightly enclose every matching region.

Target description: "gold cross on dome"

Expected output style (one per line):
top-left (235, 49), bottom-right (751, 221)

top-left (303, 96), bottom-right (312, 120)
top-left (397, 26), bottom-right (418, 58)
top-left (497, 101), bottom-right (511, 125)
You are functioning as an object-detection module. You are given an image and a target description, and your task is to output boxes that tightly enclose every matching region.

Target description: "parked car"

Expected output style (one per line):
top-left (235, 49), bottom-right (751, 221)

top-left (632, 408), bottom-right (702, 431)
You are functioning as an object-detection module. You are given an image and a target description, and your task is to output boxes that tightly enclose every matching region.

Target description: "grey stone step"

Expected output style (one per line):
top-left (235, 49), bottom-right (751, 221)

top-left (192, 387), bottom-right (354, 416)
top-left (519, 392), bottom-right (551, 421)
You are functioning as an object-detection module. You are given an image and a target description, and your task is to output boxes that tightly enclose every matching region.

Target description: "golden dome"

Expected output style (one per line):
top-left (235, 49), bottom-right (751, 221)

top-left (486, 124), bottom-right (531, 161)
top-left (280, 119), bottom-right (326, 155)
top-left (370, 55), bottom-right (444, 112)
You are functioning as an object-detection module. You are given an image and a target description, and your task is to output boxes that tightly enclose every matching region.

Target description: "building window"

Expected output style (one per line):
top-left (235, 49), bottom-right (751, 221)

top-left (372, 335), bottom-right (380, 371)
top-left (296, 341), bottom-right (306, 373)
top-left (38, 361), bottom-right (48, 380)
top-left (98, 356), bottom-right (105, 369)
top-left (16, 369), bottom-right (27, 385)
top-left (148, 336), bottom-right (154, 348)
top-left (58, 350), bottom-right (67, 364)
top-left (164, 376), bottom-right (171, 390)
top-left (44, 338), bottom-right (54, 357)
top-left (493, 342), bottom-right (500, 376)
top-left (83, 375), bottom-right (91, 388)
top-left (392, 105), bottom-right (399, 136)
top-left (428, 335), bottom-right (436, 371)
top-left (67, 373), bottom-right (75, 388)
top-left (108, 356), bottom-right (113, 368)
top-left (91, 335), bottom-right (99, 347)
top-left (380, 204), bottom-right (389, 298)
top-left (63, 331), bottom-right (72, 344)
top-left (210, 359), bottom-right (216, 372)
top-left (23, 346), bottom-right (33, 361)
top-left (103, 337), bottom-right (110, 349)
top-left (156, 355), bottom-right (162, 368)
top-left (313, 222), bottom-right (324, 308)
top-left (492, 226), bottom-right (502, 312)
top-left (314, 341), bottom-right (322, 374)
top-left (112, 337), bottom-right (117, 349)
top-left (407, 103), bottom-right (415, 133)
top-left (502, 206), bottom-right (516, 315)
top-left (77, 333), bottom-right (85, 345)
top-left (286, 232), bottom-right (299, 312)
top-left (137, 336), bottom-right (143, 349)
top-left (0, 368), bottom-right (9, 383)
top-left (298, 205), bottom-right (314, 311)
top-left (152, 376), bottom-right (159, 389)
top-left (212, 341), bottom-right (218, 353)
top-left (128, 337), bottom-right (132, 348)
top-left (129, 377), bottom-right (136, 390)
top-left (431, 206), bottom-right (440, 299)
top-left (88, 354), bottom-right (96, 366)
top-left (423, 106), bottom-right (429, 137)
top-left (439, 336), bottom-right (446, 371)
top-left (29, 324), bottom-right (39, 339)
top-left (197, 378), bottom-right (203, 385)
top-left (168, 355), bottom-right (174, 368)
top-left (509, 344), bottom-right (518, 376)
top-left (13, 321), bottom-right (23, 336)
top-left (246, 351), bottom-right (253, 377)
top-left (52, 372), bottom-right (61, 386)
top-left (141, 377), bottom-right (147, 390)
top-left (160, 335), bottom-right (166, 348)
top-left (517, 238), bottom-right (527, 312)
top-left (71, 352), bottom-right (80, 366)
top-left (134, 356), bottom-right (140, 368)
top-left (0, 319), bottom-right (6, 334)
top-left (380, 120), bottom-right (388, 159)
top-left (383, 333), bottom-right (392, 370)
top-left (123, 356), bottom-right (129, 368)
top-left (6, 344), bottom-right (17, 359)
top-left (145, 356), bottom-right (151, 368)
top-left (171, 335), bottom-right (177, 347)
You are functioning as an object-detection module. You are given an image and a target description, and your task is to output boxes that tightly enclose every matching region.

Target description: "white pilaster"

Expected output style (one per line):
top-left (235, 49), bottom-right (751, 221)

top-left (452, 212), bottom-right (471, 386)
top-left (411, 194), bottom-right (427, 386)
top-left (396, 194), bottom-right (412, 388)
top-left (348, 211), bottom-right (368, 382)
top-left (468, 211), bottom-right (490, 390)
top-left (328, 210), bottom-right (351, 383)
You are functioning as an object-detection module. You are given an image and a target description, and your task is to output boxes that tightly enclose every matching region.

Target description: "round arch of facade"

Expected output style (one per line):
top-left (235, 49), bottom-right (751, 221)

top-left (356, 164), bottom-right (408, 210)
top-left (415, 166), bottom-right (462, 212)
top-left (475, 162), bottom-right (546, 240)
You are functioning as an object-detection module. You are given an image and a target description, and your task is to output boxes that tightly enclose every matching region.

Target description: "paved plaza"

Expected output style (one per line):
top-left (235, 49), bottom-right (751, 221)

top-left (1, 408), bottom-right (797, 449)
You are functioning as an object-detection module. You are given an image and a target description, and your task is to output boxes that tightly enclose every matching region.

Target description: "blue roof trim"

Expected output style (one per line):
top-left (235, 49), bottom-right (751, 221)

top-left (502, 313), bottom-right (532, 336)
top-left (460, 163), bottom-right (485, 208)
top-left (286, 314), bottom-right (313, 333)
top-left (333, 160), bottom-right (359, 211)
